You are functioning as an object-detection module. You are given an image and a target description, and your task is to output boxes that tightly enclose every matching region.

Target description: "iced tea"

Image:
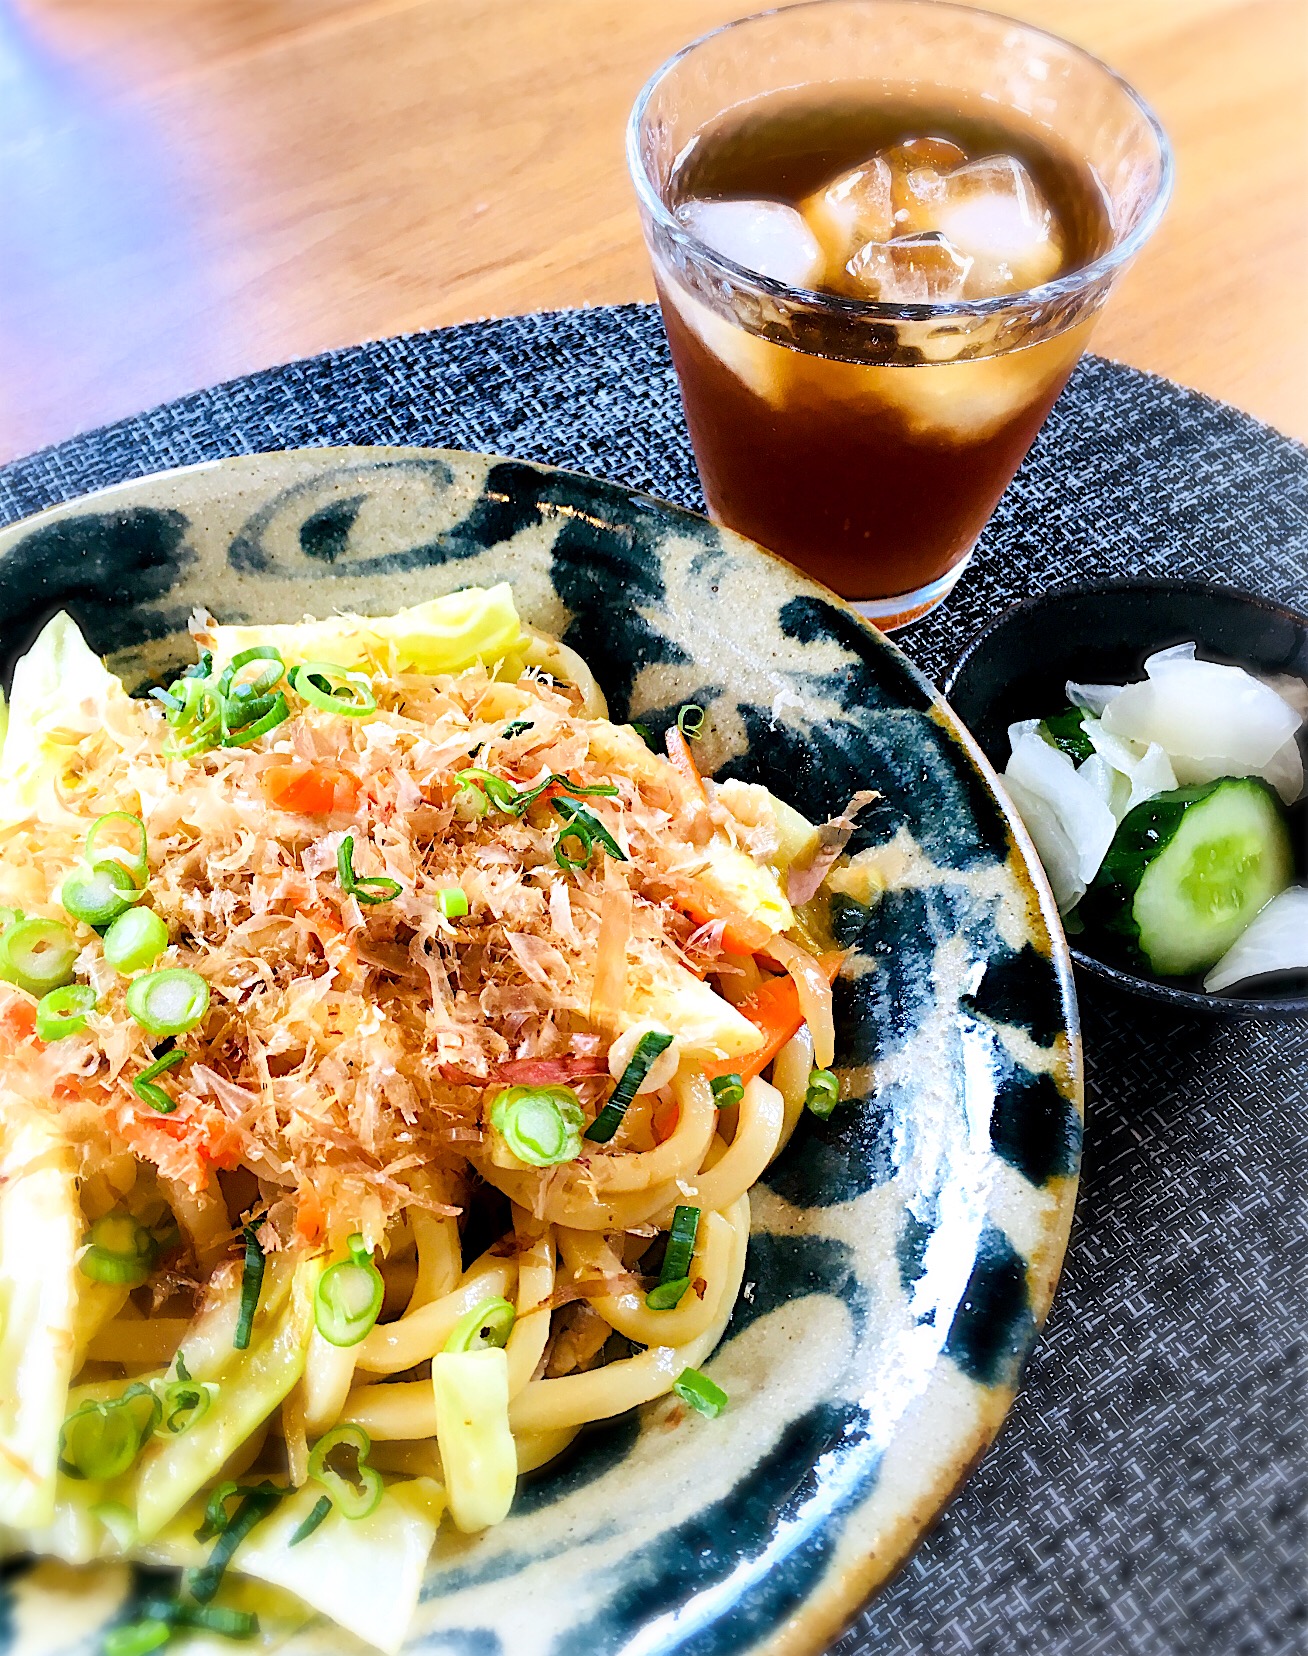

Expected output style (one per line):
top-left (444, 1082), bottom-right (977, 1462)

top-left (629, 2), bottom-right (1172, 626)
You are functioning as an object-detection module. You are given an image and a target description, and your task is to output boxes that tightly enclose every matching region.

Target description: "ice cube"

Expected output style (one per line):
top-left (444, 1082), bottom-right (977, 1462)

top-left (845, 231), bottom-right (973, 304)
top-left (801, 157), bottom-right (894, 273)
top-left (929, 155), bottom-right (1064, 295)
top-left (675, 198), bottom-right (824, 289)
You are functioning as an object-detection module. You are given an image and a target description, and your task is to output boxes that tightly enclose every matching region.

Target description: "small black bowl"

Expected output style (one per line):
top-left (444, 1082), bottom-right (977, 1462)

top-left (943, 578), bottom-right (1308, 1017)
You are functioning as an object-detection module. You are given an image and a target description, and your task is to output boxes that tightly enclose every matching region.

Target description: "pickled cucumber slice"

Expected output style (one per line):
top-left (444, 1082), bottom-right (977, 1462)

top-left (1088, 777), bottom-right (1294, 977)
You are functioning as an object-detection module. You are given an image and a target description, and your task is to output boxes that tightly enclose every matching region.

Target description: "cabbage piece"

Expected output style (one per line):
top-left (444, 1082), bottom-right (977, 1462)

top-left (1002, 723), bottom-right (1117, 912)
top-left (136, 1484), bottom-right (443, 1655)
top-left (0, 1109), bottom-right (82, 1529)
top-left (208, 584), bottom-right (526, 679)
top-left (0, 612), bottom-right (130, 827)
top-left (1082, 720), bottom-right (1178, 822)
top-left (132, 1258), bottom-right (317, 1539)
top-left (1203, 887), bottom-right (1308, 992)
top-left (1099, 643), bottom-right (1304, 803)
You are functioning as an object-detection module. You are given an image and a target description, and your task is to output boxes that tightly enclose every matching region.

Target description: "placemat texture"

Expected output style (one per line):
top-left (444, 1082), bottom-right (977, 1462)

top-left (1, 303), bottom-right (1305, 1656)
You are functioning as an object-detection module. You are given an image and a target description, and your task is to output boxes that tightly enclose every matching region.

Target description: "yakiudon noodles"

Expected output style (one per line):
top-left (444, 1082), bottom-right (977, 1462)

top-left (0, 586), bottom-right (873, 1653)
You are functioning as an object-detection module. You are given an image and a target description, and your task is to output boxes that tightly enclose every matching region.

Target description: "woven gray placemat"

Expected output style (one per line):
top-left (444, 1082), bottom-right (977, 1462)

top-left (1, 303), bottom-right (1305, 1656)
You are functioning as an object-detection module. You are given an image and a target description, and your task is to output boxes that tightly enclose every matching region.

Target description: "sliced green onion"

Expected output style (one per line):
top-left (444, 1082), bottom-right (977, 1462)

top-left (152, 1350), bottom-right (215, 1435)
top-left (646, 1277), bottom-right (692, 1310)
top-left (131, 1048), bottom-right (186, 1114)
top-left (181, 649), bottom-right (215, 682)
top-left (585, 1031), bottom-right (673, 1144)
top-left (79, 1211), bottom-right (157, 1286)
top-left (159, 1602), bottom-right (259, 1640)
top-left (85, 812), bottom-right (148, 888)
top-left (234, 1223), bottom-right (265, 1350)
top-left (61, 861), bottom-right (140, 929)
top-left (159, 676), bottom-right (224, 758)
top-left (673, 1367), bottom-right (728, 1419)
top-left (490, 1084), bottom-right (585, 1166)
top-left (500, 719), bottom-right (534, 741)
top-left (710, 1074), bottom-right (744, 1109)
top-left (195, 1480), bottom-right (241, 1543)
top-left (58, 1382), bottom-right (160, 1480)
top-left (290, 661), bottom-right (377, 717)
top-left (443, 1295), bottom-right (516, 1354)
top-left (126, 967), bottom-right (210, 1036)
top-left (221, 689), bottom-right (290, 747)
top-left (646, 1205), bottom-right (700, 1310)
top-left (660, 1206), bottom-right (700, 1283)
top-left (677, 703), bottom-right (706, 739)
top-left (456, 767), bottom-right (618, 818)
top-left (35, 982), bottom-right (96, 1042)
top-left (289, 1493), bottom-right (334, 1546)
top-left (631, 722), bottom-right (655, 749)
top-left (103, 1618), bottom-right (172, 1656)
top-left (188, 1484), bottom-right (283, 1603)
top-left (103, 908), bottom-right (169, 973)
top-left (0, 915), bottom-right (78, 996)
top-left (804, 1068), bottom-right (840, 1119)
top-left (307, 1422), bottom-right (383, 1520)
top-left (0, 906), bottom-right (22, 931)
top-left (216, 645), bottom-right (285, 701)
top-left (337, 835), bottom-right (402, 906)
top-left (436, 886), bottom-right (469, 919)
top-left (314, 1234), bottom-right (384, 1347)
top-left (551, 797), bottom-right (627, 870)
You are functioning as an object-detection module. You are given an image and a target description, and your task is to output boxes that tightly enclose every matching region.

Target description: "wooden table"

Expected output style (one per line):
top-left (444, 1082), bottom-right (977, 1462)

top-left (1, 0), bottom-right (1304, 463)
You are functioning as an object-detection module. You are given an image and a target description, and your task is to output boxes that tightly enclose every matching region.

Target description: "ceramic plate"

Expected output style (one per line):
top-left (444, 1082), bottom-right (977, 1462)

top-left (0, 449), bottom-right (1082, 1656)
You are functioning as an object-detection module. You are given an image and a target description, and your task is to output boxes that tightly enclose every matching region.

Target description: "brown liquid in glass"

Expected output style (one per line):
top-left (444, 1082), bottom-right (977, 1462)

top-left (660, 94), bottom-right (1112, 611)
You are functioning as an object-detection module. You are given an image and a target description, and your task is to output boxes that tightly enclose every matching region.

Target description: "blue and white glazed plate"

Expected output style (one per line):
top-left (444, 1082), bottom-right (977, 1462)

top-left (0, 448), bottom-right (1082, 1656)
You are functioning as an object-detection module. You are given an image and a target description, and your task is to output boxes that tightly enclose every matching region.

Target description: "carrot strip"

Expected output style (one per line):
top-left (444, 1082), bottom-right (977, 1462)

top-left (262, 760), bottom-right (359, 815)
top-left (705, 952), bottom-right (844, 1082)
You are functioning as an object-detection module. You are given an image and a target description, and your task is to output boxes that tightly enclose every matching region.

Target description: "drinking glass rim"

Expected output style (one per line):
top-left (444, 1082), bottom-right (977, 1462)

top-left (625, 0), bottom-right (1175, 324)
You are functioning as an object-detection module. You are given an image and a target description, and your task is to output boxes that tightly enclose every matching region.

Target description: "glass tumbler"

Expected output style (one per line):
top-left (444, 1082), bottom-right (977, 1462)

top-left (628, 0), bottom-right (1173, 628)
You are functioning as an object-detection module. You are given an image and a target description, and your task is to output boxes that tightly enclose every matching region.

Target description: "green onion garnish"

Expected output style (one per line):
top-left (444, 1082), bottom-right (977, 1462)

top-left (288, 1493), bottom-right (334, 1546)
top-left (443, 1295), bottom-right (516, 1354)
top-left (158, 676), bottom-right (224, 759)
top-left (490, 1084), bottom-right (586, 1166)
top-left (673, 1367), bottom-right (728, 1419)
top-left (61, 861), bottom-right (140, 929)
top-left (125, 967), bottom-right (210, 1036)
top-left (0, 915), bottom-right (78, 997)
top-left (307, 1422), bottom-right (383, 1520)
top-left (646, 1205), bottom-right (700, 1311)
top-left (137, 1601), bottom-right (259, 1642)
top-left (436, 887), bottom-right (469, 919)
top-left (456, 767), bottom-right (618, 818)
top-left (551, 797), bottom-right (627, 872)
top-left (804, 1068), bottom-right (840, 1119)
top-left (58, 1383), bottom-right (160, 1480)
top-left (676, 703), bottom-right (706, 739)
top-left (233, 1223), bottom-right (265, 1351)
top-left (221, 689), bottom-right (290, 747)
top-left (103, 907), bottom-right (169, 973)
top-left (103, 1617), bottom-right (173, 1656)
top-left (710, 1074), bottom-right (744, 1109)
top-left (35, 982), bottom-right (96, 1042)
top-left (195, 1479), bottom-right (241, 1542)
top-left (187, 1483), bottom-right (283, 1603)
top-left (132, 1048), bottom-right (186, 1114)
top-left (151, 1351), bottom-right (215, 1437)
top-left (216, 645), bottom-right (285, 702)
top-left (314, 1233), bottom-right (385, 1348)
top-left (337, 834), bottom-right (401, 906)
top-left (631, 722), bottom-right (655, 749)
top-left (500, 719), bottom-right (534, 741)
top-left (289, 661), bottom-right (377, 718)
top-left (79, 1211), bottom-right (158, 1286)
top-left (585, 1031), bottom-right (673, 1144)
top-left (85, 812), bottom-right (149, 888)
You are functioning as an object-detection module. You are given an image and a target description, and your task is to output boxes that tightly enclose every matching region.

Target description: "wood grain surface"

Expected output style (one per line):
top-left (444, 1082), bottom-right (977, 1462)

top-left (1, 0), bottom-right (1304, 462)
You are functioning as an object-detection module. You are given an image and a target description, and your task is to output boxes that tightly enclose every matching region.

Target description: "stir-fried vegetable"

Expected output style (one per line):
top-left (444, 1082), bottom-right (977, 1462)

top-left (490, 1085), bottom-right (585, 1166)
top-left (315, 1235), bottom-right (385, 1347)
